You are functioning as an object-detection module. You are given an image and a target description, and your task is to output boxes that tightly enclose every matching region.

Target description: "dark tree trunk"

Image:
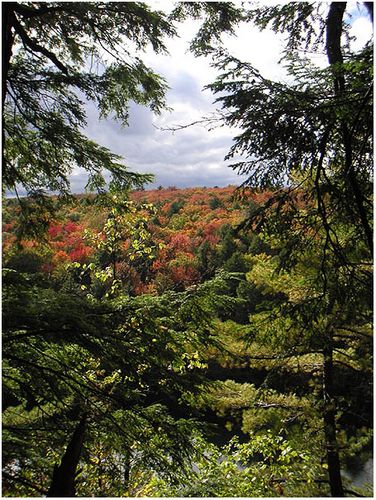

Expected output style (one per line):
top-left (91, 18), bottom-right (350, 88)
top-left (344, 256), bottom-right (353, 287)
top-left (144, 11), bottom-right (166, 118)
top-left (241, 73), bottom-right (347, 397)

top-left (326, 2), bottom-right (373, 257)
top-left (323, 344), bottom-right (345, 497)
top-left (47, 414), bottom-right (87, 497)
top-left (364, 2), bottom-right (373, 23)
top-left (2, 2), bottom-right (15, 106)
top-left (123, 450), bottom-right (131, 490)
top-left (2, 2), bottom-right (15, 174)
top-left (326, 3), bottom-right (346, 75)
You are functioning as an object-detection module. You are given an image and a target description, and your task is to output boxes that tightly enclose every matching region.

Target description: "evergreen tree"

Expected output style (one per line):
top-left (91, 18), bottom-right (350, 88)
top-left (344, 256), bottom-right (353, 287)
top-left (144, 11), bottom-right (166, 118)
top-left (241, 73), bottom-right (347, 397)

top-left (204, 2), bottom-right (373, 496)
top-left (3, 2), bottom-right (175, 204)
top-left (2, 264), bottom-right (234, 496)
top-left (3, 3), bottom-right (373, 497)
top-left (3, 1), bottom-right (243, 212)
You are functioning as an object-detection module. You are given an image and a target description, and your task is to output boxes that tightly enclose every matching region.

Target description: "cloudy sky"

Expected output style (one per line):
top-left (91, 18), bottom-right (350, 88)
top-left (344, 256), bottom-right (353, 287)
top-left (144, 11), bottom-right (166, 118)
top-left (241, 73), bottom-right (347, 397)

top-left (71, 1), bottom-right (373, 193)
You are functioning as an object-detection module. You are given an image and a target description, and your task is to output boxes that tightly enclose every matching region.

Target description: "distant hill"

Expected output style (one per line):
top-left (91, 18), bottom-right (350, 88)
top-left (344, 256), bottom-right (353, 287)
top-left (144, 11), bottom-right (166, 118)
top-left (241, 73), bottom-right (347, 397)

top-left (3, 186), bottom-right (272, 294)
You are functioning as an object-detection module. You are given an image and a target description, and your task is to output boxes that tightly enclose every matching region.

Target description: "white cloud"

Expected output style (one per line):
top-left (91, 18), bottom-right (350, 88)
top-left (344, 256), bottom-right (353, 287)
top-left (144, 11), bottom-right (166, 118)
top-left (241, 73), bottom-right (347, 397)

top-left (9, 3), bottom-right (372, 197)
top-left (222, 22), bottom-right (288, 81)
top-left (77, 6), bottom-right (372, 193)
top-left (350, 16), bottom-right (373, 51)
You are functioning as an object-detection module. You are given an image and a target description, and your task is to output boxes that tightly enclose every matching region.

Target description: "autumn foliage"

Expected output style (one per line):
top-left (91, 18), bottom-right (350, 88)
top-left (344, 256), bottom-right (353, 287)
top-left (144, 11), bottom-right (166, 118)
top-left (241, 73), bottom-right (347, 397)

top-left (3, 186), bottom-right (272, 292)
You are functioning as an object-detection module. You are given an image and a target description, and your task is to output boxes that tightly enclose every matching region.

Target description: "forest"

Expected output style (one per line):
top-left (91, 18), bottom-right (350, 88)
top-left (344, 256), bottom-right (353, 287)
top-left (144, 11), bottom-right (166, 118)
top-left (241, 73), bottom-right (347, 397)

top-left (2, 1), bottom-right (373, 498)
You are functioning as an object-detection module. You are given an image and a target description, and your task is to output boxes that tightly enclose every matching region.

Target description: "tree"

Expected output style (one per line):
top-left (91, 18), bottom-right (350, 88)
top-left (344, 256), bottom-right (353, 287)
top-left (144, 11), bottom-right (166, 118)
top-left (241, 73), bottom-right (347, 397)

top-left (243, 228), bottom-right (372, 495)
top-left (150, 433), bottom-right (324, 497)
top-left (3, 2), bottom-right (174, 210)
top-left (3, 2), bottom-right (373, 496)
top-left (74, 194), bottom-right (158, 297)
top-left (3, 1), bottom-right (244, 200)
top-left (209, 196), bottom-right (222, 210)
top-left (3, 2), bottom-right (246, 238)
top-left (203, 2), bottom-right (373, 496)
top-left (167, 199), bottom-right (185, 217)
top-left (208, 3), bottom-right (372, 258)
top-left (2, 261), bottom-right (235, 496)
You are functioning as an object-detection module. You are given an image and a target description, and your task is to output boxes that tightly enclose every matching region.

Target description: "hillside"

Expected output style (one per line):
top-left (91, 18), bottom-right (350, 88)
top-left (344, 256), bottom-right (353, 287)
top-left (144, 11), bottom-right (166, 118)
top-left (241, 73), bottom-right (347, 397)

top-left (3, 187), bottom-right (372, 496)
top-left (3, 186), bottom-right (271, 294)
top-left (2, 1), bottom-right (373, 497)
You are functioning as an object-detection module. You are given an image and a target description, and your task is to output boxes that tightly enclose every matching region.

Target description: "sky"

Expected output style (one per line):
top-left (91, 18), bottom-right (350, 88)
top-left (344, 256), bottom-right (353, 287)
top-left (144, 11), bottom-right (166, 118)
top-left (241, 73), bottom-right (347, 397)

top-left (70, 1), bottom-right (373, 193)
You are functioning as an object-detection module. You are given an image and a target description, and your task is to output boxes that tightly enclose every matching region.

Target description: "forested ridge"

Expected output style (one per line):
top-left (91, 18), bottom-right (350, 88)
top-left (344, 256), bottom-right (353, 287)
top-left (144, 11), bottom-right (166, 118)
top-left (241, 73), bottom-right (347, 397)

top-left (2, 185), bottom-right (373, 496)
top-left (3, 186), bottom-right (271, 293)
top-left (2, 1), bottom-right (373, 498)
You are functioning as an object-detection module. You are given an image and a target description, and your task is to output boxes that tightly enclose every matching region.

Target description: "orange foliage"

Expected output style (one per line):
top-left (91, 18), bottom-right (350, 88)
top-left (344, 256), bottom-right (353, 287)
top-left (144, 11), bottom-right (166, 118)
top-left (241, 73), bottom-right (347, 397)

top-left (3, 185), bottom-right (276, 293)
top-left (68, 246), bottom-right (93, 263)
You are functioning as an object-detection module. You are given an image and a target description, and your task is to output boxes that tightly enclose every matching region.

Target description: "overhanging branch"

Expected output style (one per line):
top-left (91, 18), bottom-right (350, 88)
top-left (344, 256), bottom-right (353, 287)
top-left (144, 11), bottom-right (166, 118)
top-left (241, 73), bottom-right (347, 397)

top-left (12, 15), bottom-right (69, 75)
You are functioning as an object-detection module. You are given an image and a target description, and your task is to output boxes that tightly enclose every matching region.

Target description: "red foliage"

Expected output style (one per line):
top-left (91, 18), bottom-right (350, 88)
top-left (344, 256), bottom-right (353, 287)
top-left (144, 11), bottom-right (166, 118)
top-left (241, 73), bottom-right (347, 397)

top-left (64, 221), bottom-right (82, 234)
top-left (48, 224), bottom-right (63, 238)
top-left (68, 246), bottom-right (93, 263)
top-left (21, 240), bottom-right (38, 248)
top-left (4, 185), bottom-right (275, 294)
top-left (168, 233), bottom-right (192, 252)
top-left (51, 241), bottom-right (66, 250)
top-left (170, 265), bottom-right (200, 286)
top-left (203, 234), bottom-right (220, 245)
top-left (3, 222), bottom-right (14, 232)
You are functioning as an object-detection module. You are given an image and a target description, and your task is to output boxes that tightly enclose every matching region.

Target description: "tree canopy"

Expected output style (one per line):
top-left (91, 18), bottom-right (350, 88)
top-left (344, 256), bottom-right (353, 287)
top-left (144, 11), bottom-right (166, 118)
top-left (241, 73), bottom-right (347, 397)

top-left (205, 2), bottom-right (373, 496)
top-left (3, 2), bottom-right (174, 201)
top-left (2, 1), bottom-right (373, 498)
top-left (3, 1), bottom-right (243, 200)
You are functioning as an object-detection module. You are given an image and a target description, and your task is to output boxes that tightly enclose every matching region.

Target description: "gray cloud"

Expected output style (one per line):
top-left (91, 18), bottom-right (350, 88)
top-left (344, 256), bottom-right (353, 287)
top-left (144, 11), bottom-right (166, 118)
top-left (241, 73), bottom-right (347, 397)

top-left (75, 8), bottom-right (371, 194)
top-left (167, 70), bottom-right (212, 108)
top-left (7, 12), bottom-right (372, 197)
top-left (80, 68), bottom-right (246, 192)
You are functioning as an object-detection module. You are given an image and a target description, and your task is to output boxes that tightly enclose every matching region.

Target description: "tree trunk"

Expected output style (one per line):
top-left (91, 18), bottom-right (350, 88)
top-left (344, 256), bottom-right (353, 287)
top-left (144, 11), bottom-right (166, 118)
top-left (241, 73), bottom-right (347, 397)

top-left (123, 449), bottom-right (131, 490)
top-left (2, 2), bottom-right (15, 106)
top-left (323, 343), bottom-right (345, 497)
top-left (326, 2), bottom-right (373, 257)
top-left (364, 2), bottom-right (373, 23)
top-left (47, 414), bottom-right (87, 497)
top-left (326, 2), bottom-right (346, 88)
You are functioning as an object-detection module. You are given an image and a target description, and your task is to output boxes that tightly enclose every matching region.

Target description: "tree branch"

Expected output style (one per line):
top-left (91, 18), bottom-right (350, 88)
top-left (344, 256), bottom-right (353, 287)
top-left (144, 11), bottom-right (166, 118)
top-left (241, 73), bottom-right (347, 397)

top-left (13, 3), bottom-right (64, 19)
top-left (2, 470), bottom-right (48, 495)
top-left (12, 15), bottom-right (69, 74)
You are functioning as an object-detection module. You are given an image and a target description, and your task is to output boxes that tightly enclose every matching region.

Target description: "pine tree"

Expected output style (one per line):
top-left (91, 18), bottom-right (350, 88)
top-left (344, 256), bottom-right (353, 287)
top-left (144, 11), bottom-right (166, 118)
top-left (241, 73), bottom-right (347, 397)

top-left (204, 3), bottom-right (373, 496)
top-left (2, 262), bottom-right (235, 495)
